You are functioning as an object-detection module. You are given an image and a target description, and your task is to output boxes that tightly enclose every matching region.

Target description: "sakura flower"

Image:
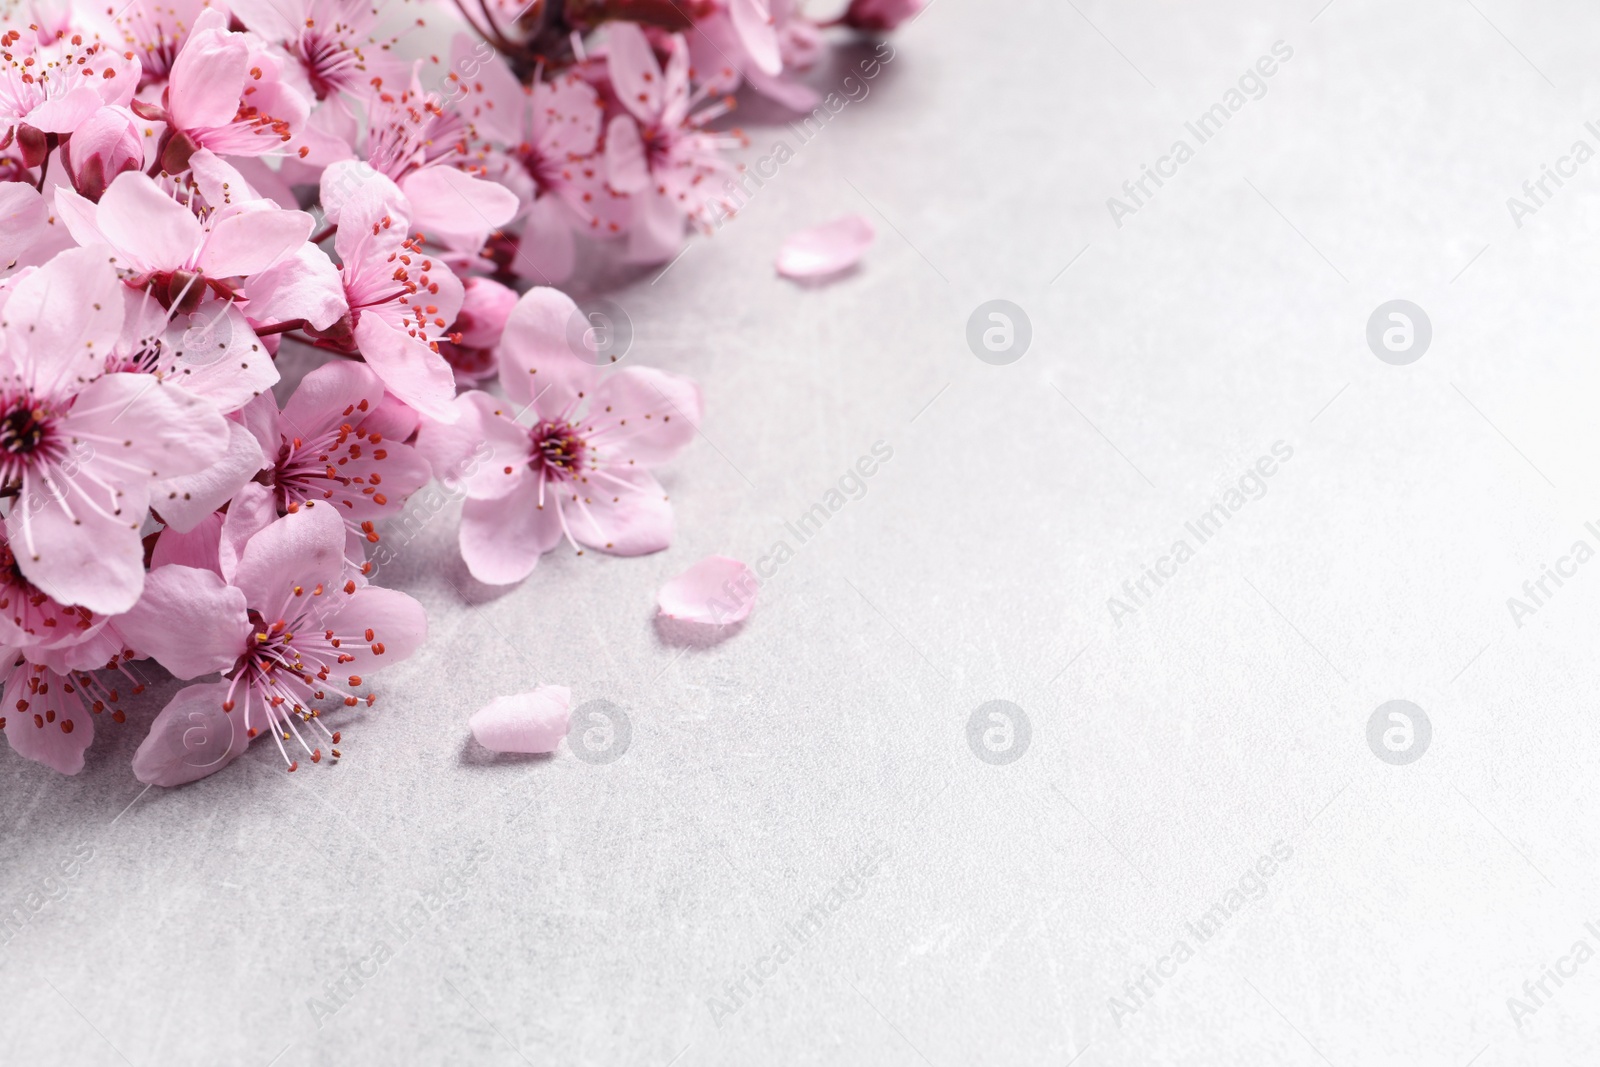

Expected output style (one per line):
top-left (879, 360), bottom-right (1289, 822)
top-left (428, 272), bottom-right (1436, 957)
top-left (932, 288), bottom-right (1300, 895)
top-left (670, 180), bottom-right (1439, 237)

top-left (775, 214), bottom-right (875, 280)
top-left (0, 246), bottom-right (230, 614)
top-left (354, 70), bottom-right (518, 252)
top-left (604, 23), bottom-right (742, 261)
top-left (0, 650), bottom-right (144, 775)
top-left (0, 28), bottom-right (140, 141)
top-left (690, 0), bottom-right (823, 111)
top-left (244, 359), bottom-right (432, 544)
top-left (416, 286), bottom-right (702, 586)
top-left (311, 163), bottom-right (464, 420)
top-left (56, 169), bottom-right (316, 298)
top-left (126, 500), bottom-right (427, 782)
top-left (658, 555), bottom-right (756, 626)
top-left (456, 44), bottom-right (621, 281)
top-left (55, 168), bottom-right (308, 410)
top-left (89, 0), bottom-right (216, 90)
top-left (136, 8), bottom-right (311, 173)
top-left (230, 0), bottom-right (395, 102)
top-left (469, 685), bottom-right (569, 754)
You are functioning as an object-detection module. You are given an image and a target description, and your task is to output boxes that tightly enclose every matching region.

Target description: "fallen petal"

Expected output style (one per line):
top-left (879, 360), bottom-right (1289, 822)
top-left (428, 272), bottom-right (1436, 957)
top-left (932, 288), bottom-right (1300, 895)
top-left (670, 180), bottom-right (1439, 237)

top-left (775, 214), bottom-right (875, 280)
top-left (658, 556), bottom-right (756, 625)
top-left (470, 686), bottom-right (571, 754)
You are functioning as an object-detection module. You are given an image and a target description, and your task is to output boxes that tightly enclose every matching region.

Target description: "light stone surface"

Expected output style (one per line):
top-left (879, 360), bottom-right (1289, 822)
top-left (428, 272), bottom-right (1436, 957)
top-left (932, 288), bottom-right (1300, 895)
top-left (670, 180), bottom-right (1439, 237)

top-left (7, 0), bottom-right (1600, 1063)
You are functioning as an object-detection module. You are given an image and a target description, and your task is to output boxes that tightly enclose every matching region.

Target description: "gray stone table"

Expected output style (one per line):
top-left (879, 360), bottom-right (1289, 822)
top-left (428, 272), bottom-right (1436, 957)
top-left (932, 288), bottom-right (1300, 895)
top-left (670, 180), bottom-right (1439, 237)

top-left (6, 0), bottom-right (1600, 1063)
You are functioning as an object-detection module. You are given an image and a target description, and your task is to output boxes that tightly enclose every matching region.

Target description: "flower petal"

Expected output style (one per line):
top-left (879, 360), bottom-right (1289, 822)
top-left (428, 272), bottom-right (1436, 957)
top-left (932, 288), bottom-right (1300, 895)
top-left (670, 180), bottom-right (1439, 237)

top-left (496, 286), bottom-right (597, 414)
top-left (151, 511), bottom-right (224, 576)
top-left (730, 0), bottom-right (783, 75)
top-left (469, 685), bottom-right (570, 754)
top-left (460, 483), bottom-right (562, 586)
top-left (353, 314), bottom-right (458, 423)
top-left (66, 374), bottom-right (229, 481)
top-left (282, 359), bottom-right (384, 432)
top-left (625, 185), bottom-right (686, 264)
top-left (245, 243), bottom-right (347, 331)
top-left (775, 214), bottom-right (875, 279)
top-left (10, 484), bottom-right (147, 616)
top-left (512, 197), bottom-right (576, 287)
top-left (167, 24), bottom-right (250, 132)
top-left (416, 390), bottom-right (531, 501)
top-left (119, 565), bottom-right (250, 678)
top-left (606, 21), bottom-right (664, 122)
top-left (0, 182), bottom-right (48, 267)
top-left (198, 201), bottom-right (315, 278)
top-left (590, 366), bottom-right (701, 466)
top-left (318, 586), bottom-right (427, 673)
top-left (131, 681), bottom-right (251, 787)
top-left (233, 502), bottom-right (347, 622)
top-left (564, 465), bottom-right (672, 556)
top-left (151, 420), bottom-right (265, 532)
top-left (96, 171), bottom-right (203, 271)
top-left (658, 555), bottom-right (756, 625)
top-left (219, 481), bottom-right (278, 583)
top-left (3, 246), bottom-right (125, 386)
top-left (603, 114), bottom-right (649, 195)
top-left (399, 166), bottom-right (519, 251)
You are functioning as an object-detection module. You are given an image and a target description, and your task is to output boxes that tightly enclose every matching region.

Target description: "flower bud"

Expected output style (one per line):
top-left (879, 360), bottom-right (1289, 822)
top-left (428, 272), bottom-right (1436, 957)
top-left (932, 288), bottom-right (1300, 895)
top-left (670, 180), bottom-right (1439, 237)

top-left (440, 277), bottom-right (518, 384)
top-left (843, 0), bottom-right (925, 32)
top-left (61, 106), bottom-right (142, 202)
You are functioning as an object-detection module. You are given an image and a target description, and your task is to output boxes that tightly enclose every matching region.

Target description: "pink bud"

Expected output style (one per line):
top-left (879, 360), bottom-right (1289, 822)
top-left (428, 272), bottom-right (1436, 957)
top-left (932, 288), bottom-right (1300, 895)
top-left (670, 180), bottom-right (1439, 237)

top-left (440, 277), bottom-right (519, 385)
top-left (843, 0), bottom-right (926, 32)
top-left (61, 106), bottom-right (142, 202)
top-left (452, 277), bottom-right (519, 350)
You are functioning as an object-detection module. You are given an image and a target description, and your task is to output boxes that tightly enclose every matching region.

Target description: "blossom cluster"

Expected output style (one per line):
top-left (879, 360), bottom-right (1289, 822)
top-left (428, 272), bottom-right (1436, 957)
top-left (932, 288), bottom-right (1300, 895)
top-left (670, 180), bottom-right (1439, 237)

top-left (0, 0), bottom-right (919, 784)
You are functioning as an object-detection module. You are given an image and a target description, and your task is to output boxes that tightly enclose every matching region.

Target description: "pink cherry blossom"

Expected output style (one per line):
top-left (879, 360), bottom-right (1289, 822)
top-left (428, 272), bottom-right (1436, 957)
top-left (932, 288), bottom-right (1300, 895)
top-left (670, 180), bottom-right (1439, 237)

top-left (245, 359), bottom-right (432, 545)
top-left (604, 22), bottom-right (742, 260)
top-left (416, 286), bottom-right (702, 585)
top-left (690, 0), bottom-right (822, 111)
top-left (460, 49), bottom-right (624, 282)
top-left (775, 213), bottom-right (875, 279)
top-left (351, 69), bottom-right (519, 253)
top-left (312, 162), bottom-right (464, 420)
top-left (127, 500), bottom-right (426, 781)
top-left (56, 169), bottom-right (315, 290)
top-left (0, 28), bottom-right (140, 139)
top-left (111, 287), bottom-right (279, 416)
top-left (230, 0), bottom-right (396, 102)
top-left (0, 247), bottom-right (229, 614)
top-left (141, 8), bottom-right (311, 172)
top-left (0, 0), bottom-right (923, 783)
top-left (469, 685), bottom-right (569, 754)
